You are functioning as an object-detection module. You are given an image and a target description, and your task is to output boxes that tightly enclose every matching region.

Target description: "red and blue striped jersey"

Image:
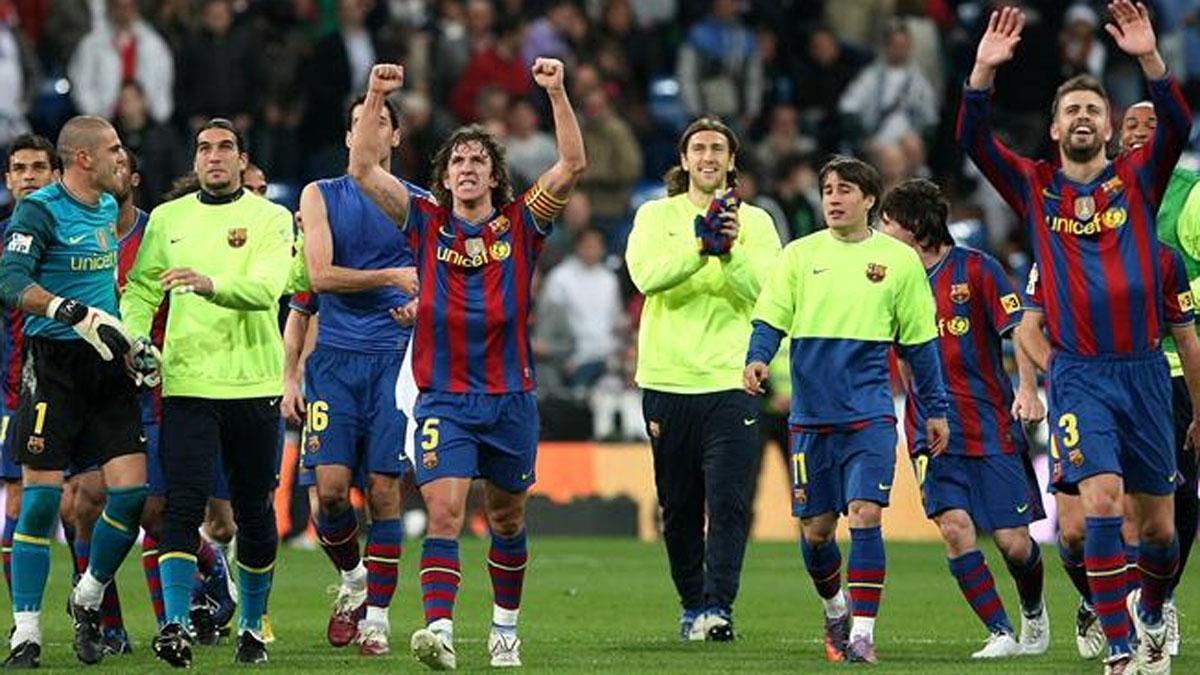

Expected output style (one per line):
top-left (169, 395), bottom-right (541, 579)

top-left (904, 247), bottom-right (1026, 457)
top-left (0, 219), bottom-right (23, 410)
top-left (1024, 244), bottom-right (1195, 333)
top-left (118, 209), bottom-right (167, 423)
top-left (958, 76), bottom-right (1192, 356)
top-left (404, 190), bottom-right (548, 393)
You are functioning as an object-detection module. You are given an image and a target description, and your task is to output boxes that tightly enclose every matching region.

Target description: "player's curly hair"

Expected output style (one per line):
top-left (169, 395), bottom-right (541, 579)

top-left (665, 117), bottom-right (740, 196)
top-left (881, 178), bottom-right (952, 250)
top-left (430, 125), bottom-right (514, 208)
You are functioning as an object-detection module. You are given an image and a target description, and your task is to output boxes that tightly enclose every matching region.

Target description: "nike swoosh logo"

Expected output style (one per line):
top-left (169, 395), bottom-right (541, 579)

top-left (67, 234), bottom-right (87, 244)
top-left (812, 268), bottom-right (830, 275)
top-left (438, 225), bottom-right (455, 239)
top-left (743, 418), bottom-right (756, 426)
top-left (269, 398), bottom-right (280, 407)
top-left (1016, 503), bottom-right (1030, 514)
top-left (1042, 189), bottom-right (1061, 200)
top-left (520, 472), bottom-right (532, 481)
top-left (878, 483), bottom-right (892, 491)
top-left (169, 237), bottom-right (186, 244)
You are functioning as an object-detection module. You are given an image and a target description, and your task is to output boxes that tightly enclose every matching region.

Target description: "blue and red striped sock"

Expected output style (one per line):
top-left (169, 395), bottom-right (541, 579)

top-left (800, 536), bottom-right (843, 600)
top-left (142, 535), bottom-right (166, 627)
top-left (2, 515), bottom-right (14, 599)
top-left (1058, 538), bottom-right (1092, 604)
top-left (73, 538), bottom-right (90, 577)
top-left (100, 578), bottom-right (124, 631)
top-left (847, 527), bottom-right (885, 626)
top-left (1125, 542), bottom-right (1141, 598)
top-left (1085, 516), bottom-right (1132, 659)
top-left (365, 519), bottom-right (402, 613)
top-left (488, 530), bottom-right (528, 630)
top-left (1003, 541), bottom-right (1044, 616)
top-left (316, 509), bottom-right (361, 572)
top-left (1137, 536), bottom-right (1179, 627)
top-left (420, 537), bottom-right (461, 625)
top-left (951, 550), bottom-right (1013, 635)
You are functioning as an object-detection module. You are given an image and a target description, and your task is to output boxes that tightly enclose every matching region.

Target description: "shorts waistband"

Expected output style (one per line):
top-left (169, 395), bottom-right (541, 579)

top-left (1052, 349), bottom-right (1164, 364)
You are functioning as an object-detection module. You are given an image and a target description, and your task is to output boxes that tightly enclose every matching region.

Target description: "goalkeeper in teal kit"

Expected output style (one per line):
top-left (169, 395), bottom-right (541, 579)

top-left (743, 156), bottom-right (948, 665)
top-left (0, 116), bottom-right (153, 668)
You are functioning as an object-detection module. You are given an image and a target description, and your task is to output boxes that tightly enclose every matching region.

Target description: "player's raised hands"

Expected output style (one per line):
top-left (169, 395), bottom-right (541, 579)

top-left (532, 58), bottom-right (565, 92)
top-left (368, 64), bottom-right (405, 95)
top-left (974, 6), bottom-right (1025, 69)
top-left (743, 361), bottom-right (769, 396)
top-left (1106, 1), bottom-right (1156, 58)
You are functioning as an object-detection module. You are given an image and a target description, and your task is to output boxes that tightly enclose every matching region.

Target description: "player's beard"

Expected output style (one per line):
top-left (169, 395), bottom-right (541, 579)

top-left (1061, 130), bottom-right (1105, 164)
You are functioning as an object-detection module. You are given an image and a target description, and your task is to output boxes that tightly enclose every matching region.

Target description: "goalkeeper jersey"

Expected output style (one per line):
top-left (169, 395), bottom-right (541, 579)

top-left (0, 183), bottom-right (120, 341)
top-left (1157, 167), bottom-right (1200, 378)
top-left (627, 192), bottom-right (780, 394)
top-left (121, 190), bottom-right (293, 399)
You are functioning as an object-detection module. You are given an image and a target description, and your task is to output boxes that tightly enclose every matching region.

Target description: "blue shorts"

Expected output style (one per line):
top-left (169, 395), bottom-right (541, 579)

top-left (915, 452), bottom-right (1045, 532)
top-left (147, 421), bottom-right (231, 500)
top-left (298, 425), bottom-right (365, 489)
top-left (0, 408), bottom-right (17, 480)
top-left (1048, 351), bottom-right (1175, 496)
top-left (412, 391), bottom-right (538, 493)
top-left (790, 418), bottom-right (897, 518)
top-left (302, 347), bottom-right (409, 477)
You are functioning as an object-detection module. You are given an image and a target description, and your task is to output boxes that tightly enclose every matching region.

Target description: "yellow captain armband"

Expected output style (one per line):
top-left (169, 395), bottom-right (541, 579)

top-left (525, 180), bottom-right (569, 224)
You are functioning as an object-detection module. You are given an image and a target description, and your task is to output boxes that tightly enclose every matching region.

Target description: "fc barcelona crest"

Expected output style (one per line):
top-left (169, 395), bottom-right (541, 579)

top-left (465, 237), bottom-right (485, 258)
top-left (227, 227), bottom-right (247, 248)
top-left (950, 283), bottom-right (971, 304)
top-left (488, 215), bottom-right (510, 235)
top-left (307, 434), bottom-right (320, 453)
top-left (422, 450), bottom-right (439, 470)
top-left (26, 435), bottom-right (44, 454)
top-left (1074, 196), bottom-right (1096, 221)
top-left (1069, 449), bottom-right (1085, 467)
top-left (793, 486), bottom-right (807, 505)
top-left (865, 263), bottom-right (887, 283)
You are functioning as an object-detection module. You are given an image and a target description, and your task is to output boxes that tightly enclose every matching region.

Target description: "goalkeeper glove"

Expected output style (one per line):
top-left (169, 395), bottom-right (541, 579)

top-left (128, 336), bottom-right (162, 388)
top-left (47, 297), bottom-right (132, 361)
top-left (693, 188), bottom-right (740, 256)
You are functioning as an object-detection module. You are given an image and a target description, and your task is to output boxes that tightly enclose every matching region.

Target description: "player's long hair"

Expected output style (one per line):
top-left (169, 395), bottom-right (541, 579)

top-left (881, 178), bottom-right (952, 250)
top-left (665, 117), bottom-right (739, 196)
top-left (430, 125), bottom-right (514, 208)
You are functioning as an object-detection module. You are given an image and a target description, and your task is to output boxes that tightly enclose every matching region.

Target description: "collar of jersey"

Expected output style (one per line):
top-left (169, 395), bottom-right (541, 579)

top-left (197, 188), bottom-right (245, 205)
top-left (449, 207), bottom-right (499, 232)
top-left (56, 181), bottom-right (104, 211)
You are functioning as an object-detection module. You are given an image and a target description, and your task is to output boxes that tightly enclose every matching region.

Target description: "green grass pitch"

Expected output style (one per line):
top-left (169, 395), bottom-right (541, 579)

top-left (7, 538), bottom-right (1198, 672)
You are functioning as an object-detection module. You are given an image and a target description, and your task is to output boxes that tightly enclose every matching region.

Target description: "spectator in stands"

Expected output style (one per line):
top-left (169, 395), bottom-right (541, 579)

top-left (1060, 3), bottom-right (1107, 80)
top-left (450, 17), bottom-right (531, 123)
top-left (824, 0), bottom-right (893, 50)
top-left (771, 153), bottom-right (822, 241)
top-left (676, 0), bottom-right (763, 127)
top-left (69, 0), bottom-right (175, 123)
top-left (523, 0), bottom-right (584, 67)
top-left (794, 25), bottom-right (869, 155)
top-left (540, 191), bottom-right (593, 273)
top-left (577, 72), bottom-right (642, 231)
top-left (174, 0), bottom-right (260, 134)
top-left (596, 0), bottom-right (664, 105)
top-left (44, 0), bottom-right (93, 69)
top-left (113, 79), bottom-right (186, 208)
top-left (541, 227), bottom-right (624, 390)
top-left (301, 0), bottom-right (378, 175)
top-left (432, 0), bottom-right (495, 106)
top-left (0, 4), bottom-right (38, 150)
top-left (838, 20), bottom-right (937, 152)
top-left (506, 98), bottom-right (557, 190)
top-left (753, 104), bottom-right (809, 184)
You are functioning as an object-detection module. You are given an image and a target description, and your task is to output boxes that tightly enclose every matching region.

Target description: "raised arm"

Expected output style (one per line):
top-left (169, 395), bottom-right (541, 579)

top-left (349, 64), bottom-right (413, 226)
top-left (1108, 1), bottom-right (1193, 202)
top-left (528, 57), bottom-right (587, 223)
top-left (300, 182), bottom-right (417, 294)
top-left (958, 7), bottom-right (1035, 220)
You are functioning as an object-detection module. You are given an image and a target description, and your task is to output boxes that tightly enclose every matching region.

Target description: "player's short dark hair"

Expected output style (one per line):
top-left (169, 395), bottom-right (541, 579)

top-left (430, 125), bottom-right (513, 208)
top-left (1052, 74), bottom-right (1108, 118)
top-left (196, 117), bottom-right (245, 153)
top-left (161, 172), bottom-right (200, 201)
top-left (881, 178), bottom-right (952, 250)
top-left (125, 147), bottom-right (139, 175)
top-left (7, 133), bottom-right (58, 172)
top-left (819, 155), bottom-right (882, 222)
top-left (345, 94), bottom-right (402, 133)
top-left (665, 116), bottom-right (740, 196)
